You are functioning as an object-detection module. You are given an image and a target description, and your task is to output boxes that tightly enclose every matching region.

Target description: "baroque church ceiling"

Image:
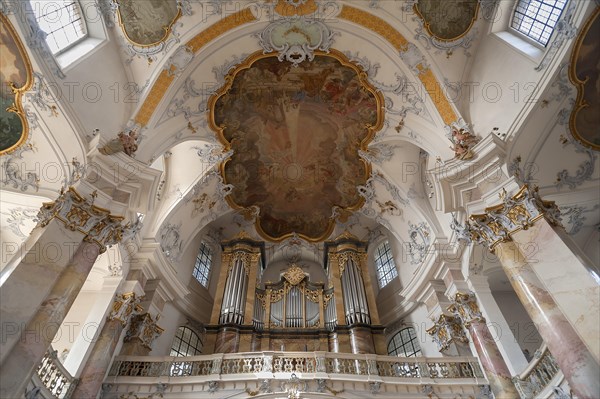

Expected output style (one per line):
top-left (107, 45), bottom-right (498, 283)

top-left (210, 52), bottom-right (384, 242)
top-left (1, 0), bottom-right (599, 297)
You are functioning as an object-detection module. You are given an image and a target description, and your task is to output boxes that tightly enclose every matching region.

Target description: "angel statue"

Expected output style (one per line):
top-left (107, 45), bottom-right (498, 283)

top-left (449, 127), bottom-right (479, 160)
top-left (99, 130), bottom-right (139, 156)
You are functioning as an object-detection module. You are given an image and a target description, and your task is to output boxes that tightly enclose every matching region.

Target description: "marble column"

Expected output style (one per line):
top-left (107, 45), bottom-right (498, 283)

top-left (215, 326), bottom-right (240, 353)
top-left (495, 241), bottom-right (600, 399)
top-left (449, 292), bottom-right (519, 399)
top-left (512, 217), bottom-right (600, 361)
top-left (466, 185), bottom-right (600, 399)
top-left (349, 326), bottom-right (375, 354)
top-left (328, 332), bottom-right (339, 353)
top-left (0, 240), bottom-right (100, 399)
top-left (0, 187), bottom-right (138, 399)
top-left (70, 292), bottom-right (142, 399)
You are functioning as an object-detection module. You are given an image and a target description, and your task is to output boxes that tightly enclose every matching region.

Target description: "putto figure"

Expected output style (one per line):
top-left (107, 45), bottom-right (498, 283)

top-left (99, 130), bottom-right (139, 156)
top-left (449, 127), bottom-right (479, 160)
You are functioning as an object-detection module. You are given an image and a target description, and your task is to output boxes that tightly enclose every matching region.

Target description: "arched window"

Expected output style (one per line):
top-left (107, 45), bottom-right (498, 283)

top-left (192, 242), bottom-right (212, 287)
top-left (374, 240), bottom-right (398, 288)
top-left (170, 326), bottom-right (203, 357)
top-left (29, 0), bottom-right (88, 55)
top-left (511, 0), bottom-right (568, 46)
top-left (388, 327), bottom-right (422, 357)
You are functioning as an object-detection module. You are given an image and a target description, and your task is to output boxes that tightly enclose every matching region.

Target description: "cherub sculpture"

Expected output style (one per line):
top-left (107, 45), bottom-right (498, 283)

top-left (449, 127), bottom-right (479, 160)
top-left (99, 130), bottom-right (139, 156)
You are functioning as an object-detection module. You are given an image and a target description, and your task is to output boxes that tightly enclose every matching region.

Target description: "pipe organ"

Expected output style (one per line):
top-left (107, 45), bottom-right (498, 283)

top-left (208, 232), bottom-right (385, 355)
top-left (325, 232), bottom-right (381, 354)
top-left (252, 264), bottom-right (337, 331)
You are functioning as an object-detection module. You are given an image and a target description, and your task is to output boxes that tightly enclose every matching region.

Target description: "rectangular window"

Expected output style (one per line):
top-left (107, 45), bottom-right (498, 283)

top-left (510, 0), bottom-right (568, 46)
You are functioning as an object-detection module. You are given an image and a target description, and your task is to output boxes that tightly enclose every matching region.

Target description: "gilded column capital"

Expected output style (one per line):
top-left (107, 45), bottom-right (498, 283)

top-left (466, 185), bottom-right (562, 251)
top-left (124, 313), bottom-right (164, 350)
top-left (107, 292), bottom-right (143, 326)
top-left (426, 314), bottom-right (469, 352)
top-left (448, 292), bottom-right (485, 327)
top-left (36, 187), bottom-right (142, 252)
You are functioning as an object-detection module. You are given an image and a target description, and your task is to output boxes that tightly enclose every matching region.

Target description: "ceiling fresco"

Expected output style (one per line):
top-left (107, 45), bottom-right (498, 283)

top-left (413, 0), bottom-right (479, 41)
top-left (209, 51), bottom-right (384, 242)
top-left (0, 14), bottom-right (32, 154)
top-left (569, 7), bottom-right (600, 150)
top-left (115, 0), bottom-right (180, 46)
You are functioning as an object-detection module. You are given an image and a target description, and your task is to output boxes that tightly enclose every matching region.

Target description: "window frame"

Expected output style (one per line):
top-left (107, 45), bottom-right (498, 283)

top-left (170, 326), bottom-right (203, 357)
top-left (374, 240), bottom-right (398, 289)
top-left (192, 242), bottom-right (213, 288)
top-left (387, 327), bottom-right (422, 358)
top-left (508, 0), bottom-right (569, 48)
top-left (28, 0), bottom-right (89, 56)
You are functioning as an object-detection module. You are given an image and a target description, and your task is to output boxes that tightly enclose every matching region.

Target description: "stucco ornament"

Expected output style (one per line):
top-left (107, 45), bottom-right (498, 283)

top-left (257, 17), bottom-right (337, 67)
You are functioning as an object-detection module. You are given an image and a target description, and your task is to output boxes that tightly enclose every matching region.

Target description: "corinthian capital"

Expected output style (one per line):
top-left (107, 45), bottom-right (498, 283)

top-left (426, 314), bottom-right (468, 352)
top-left (125, 313), bottom-right (164, 350)
top-left (36, 187), bottom-right (141, 252)
top-left (466, 185), bottom-right (562, 251)
top-left (448, 292), bottom-right (485, 327)
top-left (108, 292), bottom-right (143, 326)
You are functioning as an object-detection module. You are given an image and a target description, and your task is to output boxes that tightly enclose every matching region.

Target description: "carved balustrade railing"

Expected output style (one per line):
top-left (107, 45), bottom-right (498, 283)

top-left (108, 351), bottom-right (485, 384)
top-left (512, 344), bottom-right (562, 399)
top-left (31, 347), bottom-right (79, 399)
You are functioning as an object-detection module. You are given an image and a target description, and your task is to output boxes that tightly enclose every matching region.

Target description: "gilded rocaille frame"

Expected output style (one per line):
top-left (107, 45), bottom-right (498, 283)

top-left (207, 49), bottom-right (385, 242)
top-left (568, 7), bottom-right (600, 151)
top-left (0, 13), bottom-right (34, 156)
top-left (413, 1), bottom-right (480, 42)
top-left (115, 0), bottom-right (182, 48)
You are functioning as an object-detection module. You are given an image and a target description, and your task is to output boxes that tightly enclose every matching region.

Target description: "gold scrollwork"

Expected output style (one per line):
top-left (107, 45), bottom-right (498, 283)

top-left (0, 13), bottom-right (34, 156)
top-left (282, 264), bottom-right (307, 286)
top-left (334, 251), bottom-right (366, 276)
top-left (568, 7), bottom-right (600, 151)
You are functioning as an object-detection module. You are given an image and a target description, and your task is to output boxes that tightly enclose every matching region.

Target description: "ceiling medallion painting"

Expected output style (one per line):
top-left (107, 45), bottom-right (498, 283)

top-left (209, 50), bottom-right (384, 242)
top-left (0, 13), bottom-right (33, 155)
top-left (568, 7), bottom-right (600, 150)
top-left (115, 0), bottom-right (181, 47)
top-left (413, 0), bottom-right (479, 41)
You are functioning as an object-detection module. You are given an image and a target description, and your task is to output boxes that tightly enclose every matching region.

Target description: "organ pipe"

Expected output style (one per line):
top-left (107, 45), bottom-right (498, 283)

top-left (219, 256), bottom-right (248, 325)
top-left (340, 254), bottom-right (371, 325)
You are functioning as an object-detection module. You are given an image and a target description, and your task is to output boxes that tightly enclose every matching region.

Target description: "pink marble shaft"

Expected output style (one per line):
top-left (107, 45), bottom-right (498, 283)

top-left (512, 218), bottom-right (600, 362)
top-left (70, 319), bottom-right (124, 398)
top-left (469, 321), bottom-right (519, 398)
top-left (0, 241), bottom-right (100, 399)
top-left (215, 327), bottom-right (240, 353)
top-left (349, 326), bottom-right (375, 354)
top-left (497, 241), bottom-right (600, 399)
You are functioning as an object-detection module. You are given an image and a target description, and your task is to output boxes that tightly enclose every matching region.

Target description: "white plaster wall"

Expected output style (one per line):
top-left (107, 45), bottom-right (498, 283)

top-left (149, 302), bottom-right (186, 356)
top-left (403, 303), bottom-right (443, 357)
